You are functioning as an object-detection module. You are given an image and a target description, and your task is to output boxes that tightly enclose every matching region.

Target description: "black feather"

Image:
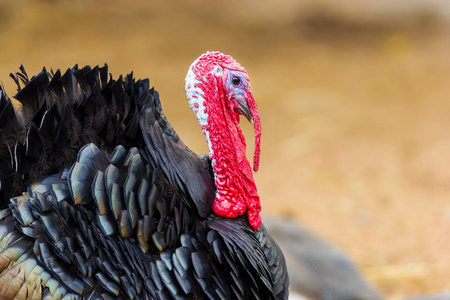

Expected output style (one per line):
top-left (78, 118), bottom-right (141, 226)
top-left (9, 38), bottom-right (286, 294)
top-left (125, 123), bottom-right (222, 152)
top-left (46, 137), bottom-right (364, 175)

top-left (0, 63), bottom-right (289, 300)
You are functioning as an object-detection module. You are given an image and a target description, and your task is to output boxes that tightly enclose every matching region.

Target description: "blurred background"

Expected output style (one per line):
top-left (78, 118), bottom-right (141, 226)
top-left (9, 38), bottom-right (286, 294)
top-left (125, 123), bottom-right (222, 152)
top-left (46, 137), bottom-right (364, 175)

top-left (0, 0), bottom-right (449, 298)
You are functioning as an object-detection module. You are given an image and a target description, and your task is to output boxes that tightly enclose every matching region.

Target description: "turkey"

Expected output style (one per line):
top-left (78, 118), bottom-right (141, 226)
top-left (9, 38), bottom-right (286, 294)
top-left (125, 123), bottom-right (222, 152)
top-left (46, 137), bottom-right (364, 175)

top-left (0, 52), bottom-right (289, 299)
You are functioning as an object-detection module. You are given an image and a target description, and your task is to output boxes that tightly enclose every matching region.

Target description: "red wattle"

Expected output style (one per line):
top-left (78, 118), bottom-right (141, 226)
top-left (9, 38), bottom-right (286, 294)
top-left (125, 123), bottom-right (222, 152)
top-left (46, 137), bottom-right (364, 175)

top-left (203, 77), bottom-right (261, 229)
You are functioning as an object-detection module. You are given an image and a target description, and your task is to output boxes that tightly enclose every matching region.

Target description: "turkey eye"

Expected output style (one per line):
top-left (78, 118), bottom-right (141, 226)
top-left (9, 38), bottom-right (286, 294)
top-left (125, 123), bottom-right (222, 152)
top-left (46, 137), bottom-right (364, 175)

top-left (232, 76), bottom-right (241, 86)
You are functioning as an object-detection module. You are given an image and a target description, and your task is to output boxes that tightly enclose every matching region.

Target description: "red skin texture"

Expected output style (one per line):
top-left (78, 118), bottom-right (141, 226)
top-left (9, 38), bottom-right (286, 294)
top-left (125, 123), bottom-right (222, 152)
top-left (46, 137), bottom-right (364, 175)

top-left (191, 52), bottom-right (262, 229)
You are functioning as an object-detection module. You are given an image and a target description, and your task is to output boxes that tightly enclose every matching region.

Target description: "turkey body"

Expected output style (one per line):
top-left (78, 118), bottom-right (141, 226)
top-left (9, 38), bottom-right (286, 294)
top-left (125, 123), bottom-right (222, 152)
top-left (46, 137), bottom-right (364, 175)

top-left (0, 61), bottom-right (288, 299)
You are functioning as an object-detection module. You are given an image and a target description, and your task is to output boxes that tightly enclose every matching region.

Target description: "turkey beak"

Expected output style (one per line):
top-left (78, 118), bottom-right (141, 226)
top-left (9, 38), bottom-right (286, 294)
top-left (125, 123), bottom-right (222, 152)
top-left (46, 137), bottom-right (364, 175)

top-left (237, 100), bottom-right (254, 125)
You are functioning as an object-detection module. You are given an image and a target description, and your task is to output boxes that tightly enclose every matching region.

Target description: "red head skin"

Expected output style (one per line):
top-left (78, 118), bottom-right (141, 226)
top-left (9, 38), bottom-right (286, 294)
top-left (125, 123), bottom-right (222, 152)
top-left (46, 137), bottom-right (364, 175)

top-left (186, 52), bottom-right (262, 229)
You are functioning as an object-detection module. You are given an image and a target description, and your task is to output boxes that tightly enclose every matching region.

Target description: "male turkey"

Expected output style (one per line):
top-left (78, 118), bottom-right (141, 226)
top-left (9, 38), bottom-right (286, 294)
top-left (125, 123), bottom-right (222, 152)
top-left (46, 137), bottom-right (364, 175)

top-left (0, 52), bottom-right (289, 299)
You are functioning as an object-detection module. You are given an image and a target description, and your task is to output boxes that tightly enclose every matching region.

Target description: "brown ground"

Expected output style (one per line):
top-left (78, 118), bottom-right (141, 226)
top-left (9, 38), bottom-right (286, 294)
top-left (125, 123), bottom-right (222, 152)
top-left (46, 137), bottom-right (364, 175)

top-left (0, 0), bottom-right (449, 298)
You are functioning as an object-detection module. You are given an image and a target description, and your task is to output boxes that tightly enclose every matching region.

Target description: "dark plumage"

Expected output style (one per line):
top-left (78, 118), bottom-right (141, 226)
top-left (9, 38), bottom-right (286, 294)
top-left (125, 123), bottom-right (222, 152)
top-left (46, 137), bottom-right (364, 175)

top-left (0, 62), bottom-right (288, 299)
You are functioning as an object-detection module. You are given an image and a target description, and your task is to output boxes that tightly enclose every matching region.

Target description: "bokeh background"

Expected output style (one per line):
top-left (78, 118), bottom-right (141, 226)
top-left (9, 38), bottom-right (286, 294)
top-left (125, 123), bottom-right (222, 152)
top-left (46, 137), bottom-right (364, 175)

top-left (1, 0), bottom-right (449, 298)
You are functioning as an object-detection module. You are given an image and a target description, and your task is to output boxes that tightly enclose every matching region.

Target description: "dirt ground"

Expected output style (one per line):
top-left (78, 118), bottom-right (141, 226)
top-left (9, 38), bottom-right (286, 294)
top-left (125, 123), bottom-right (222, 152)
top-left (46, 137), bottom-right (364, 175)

top-left (0, 0), bottom-right (449, 298)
